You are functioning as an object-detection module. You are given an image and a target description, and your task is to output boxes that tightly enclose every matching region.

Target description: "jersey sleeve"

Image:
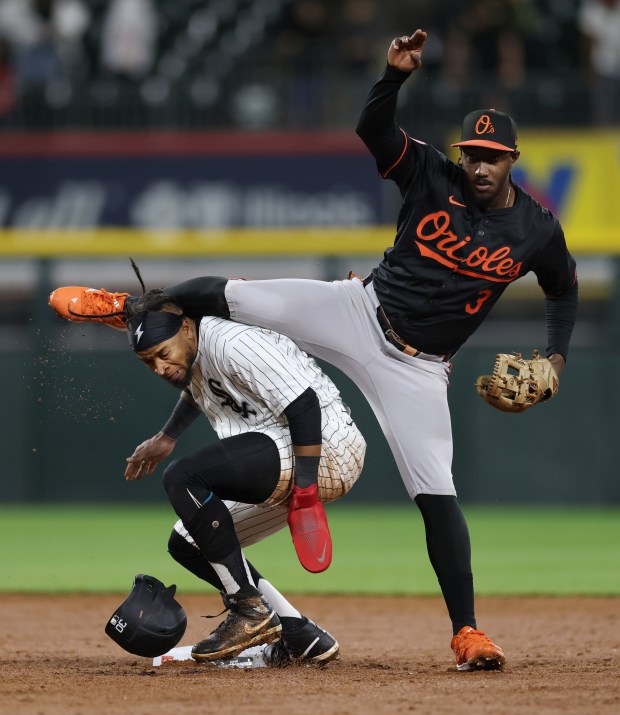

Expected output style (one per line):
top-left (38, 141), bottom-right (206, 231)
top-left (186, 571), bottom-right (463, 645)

top-left (216, 329), bottom-right (317, 418)
top-left (356, 63), bottom-right (453, 197)
top-left (356, 64), bottom-right (411, 176)
top-left (532, 220), bottom-right (577, 296)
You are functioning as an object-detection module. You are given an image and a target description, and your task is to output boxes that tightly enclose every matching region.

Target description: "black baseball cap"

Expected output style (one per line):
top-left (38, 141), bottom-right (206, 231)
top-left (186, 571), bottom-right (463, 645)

top-left (451, 109), bottom-right (518, 152)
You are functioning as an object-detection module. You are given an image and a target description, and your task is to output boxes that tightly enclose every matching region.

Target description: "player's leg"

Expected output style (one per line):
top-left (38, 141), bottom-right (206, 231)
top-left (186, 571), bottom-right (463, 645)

top-left (49, 275), bottom-right (377, 359)
top-left (342, 352), bottom-right (503, 668)
top-left (414, 493), bottom-right (504, 670)
top-left (162, 433), bottom-right (281, 590)
top-left (258, 280), bottom-right (503, 670)
top-left (49, 275), bottom-right (368, 356)
top-left (47, 276), bottom-right (230, 328)
top-left (224, 277), bottom-right (371, 356)
top-left (168, 527), bottom-right (339, 664)
top-left (346, 344), bottom-right (504, 669)
top-left (162, 433), bottom-right (283, 661)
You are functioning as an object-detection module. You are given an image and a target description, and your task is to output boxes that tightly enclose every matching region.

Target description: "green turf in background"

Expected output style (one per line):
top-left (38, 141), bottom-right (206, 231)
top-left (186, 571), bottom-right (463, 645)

top-left (1, 504), bottom-right (618, 595)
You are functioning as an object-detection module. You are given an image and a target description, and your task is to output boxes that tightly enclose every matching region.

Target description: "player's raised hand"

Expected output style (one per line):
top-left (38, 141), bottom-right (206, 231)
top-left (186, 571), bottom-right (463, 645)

top-left (125, 432), bottom-right (176, 481)
top-left (388, 29), bottom-right (427, 73)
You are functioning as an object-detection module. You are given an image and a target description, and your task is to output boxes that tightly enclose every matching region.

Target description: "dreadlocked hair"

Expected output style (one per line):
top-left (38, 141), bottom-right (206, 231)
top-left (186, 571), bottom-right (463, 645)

top-left (125, 289), bottom-right (182, 318)
top-left (67, 257), bottom-right (181, 321)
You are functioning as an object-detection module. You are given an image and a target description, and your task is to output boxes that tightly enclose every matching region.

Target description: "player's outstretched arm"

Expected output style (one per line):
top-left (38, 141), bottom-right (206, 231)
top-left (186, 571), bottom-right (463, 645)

top-left (125, 392), bottom-right (201, 481)
top-left (125, 432), bottom-right (176, 481)
top-left (387, 29), bottom-right (427, 73)
top-left (356, 29), bottom-right (427, 175)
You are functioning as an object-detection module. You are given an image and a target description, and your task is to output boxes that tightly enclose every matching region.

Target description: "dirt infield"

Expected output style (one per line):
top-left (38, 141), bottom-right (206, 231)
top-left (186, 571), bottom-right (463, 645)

top-left (2, 594), bottom-right (618, 715)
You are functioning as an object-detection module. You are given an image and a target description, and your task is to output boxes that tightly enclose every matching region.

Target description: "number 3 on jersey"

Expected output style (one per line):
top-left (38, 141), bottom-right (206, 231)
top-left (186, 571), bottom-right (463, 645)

top-left (465, 289), bottom-right (492, 315)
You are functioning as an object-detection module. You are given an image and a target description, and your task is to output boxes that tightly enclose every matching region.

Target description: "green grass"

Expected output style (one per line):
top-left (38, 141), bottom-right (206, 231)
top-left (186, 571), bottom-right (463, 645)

top-left (1, 504), bottom-right (618, 595)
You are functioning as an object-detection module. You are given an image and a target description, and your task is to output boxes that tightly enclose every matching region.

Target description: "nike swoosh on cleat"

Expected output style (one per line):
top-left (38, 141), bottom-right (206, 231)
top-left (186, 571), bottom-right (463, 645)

top-left (244, 612), bottom-right (276, 635)
top-left (449, 195), bottom-right (467, 207)
top-left (316, 541), bottom-right (328, 563)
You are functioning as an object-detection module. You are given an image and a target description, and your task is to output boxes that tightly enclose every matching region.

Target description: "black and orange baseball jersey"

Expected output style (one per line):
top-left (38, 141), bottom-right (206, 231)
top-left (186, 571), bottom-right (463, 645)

top-left (358, 65), bottom-right (577, 357)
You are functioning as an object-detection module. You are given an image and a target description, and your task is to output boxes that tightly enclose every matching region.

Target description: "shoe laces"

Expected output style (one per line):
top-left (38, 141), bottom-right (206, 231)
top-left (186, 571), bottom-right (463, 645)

top-left (68, 289), bottom-right (128, 320)
top-left (455, 627), bottom-right (502, 658)
top-left (200, 604), bottom-right (229, 621)
top-left (200, 604), bottom-right (235, 638)
top-left (83, 289), bottom-right (118, 311)
top-left (462, 628), bottom-right (493, 644)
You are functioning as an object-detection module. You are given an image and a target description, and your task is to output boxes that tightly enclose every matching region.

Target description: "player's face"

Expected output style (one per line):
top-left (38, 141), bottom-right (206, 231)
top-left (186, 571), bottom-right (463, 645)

top-left (136, 321), bottom-right (198, 389)
top-left (460, 148), bottom-right (518, 208)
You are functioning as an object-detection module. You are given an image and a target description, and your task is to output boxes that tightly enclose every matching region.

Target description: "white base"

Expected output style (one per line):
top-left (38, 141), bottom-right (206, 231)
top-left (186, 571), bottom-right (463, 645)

top-left (153, 643), bottom-right (269, 668)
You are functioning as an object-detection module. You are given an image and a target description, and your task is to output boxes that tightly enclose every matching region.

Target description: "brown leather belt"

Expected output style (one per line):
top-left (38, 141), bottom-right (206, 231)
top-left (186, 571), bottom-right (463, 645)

top-left (363, 276), bottom-right (449, 362)
top-left (375, 305), bottom-right (421, 357)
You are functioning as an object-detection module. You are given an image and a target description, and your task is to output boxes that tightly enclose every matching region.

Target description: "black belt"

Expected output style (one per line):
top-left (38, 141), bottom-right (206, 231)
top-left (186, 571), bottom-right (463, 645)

top-left (364, 276), bottom-right (449, 361)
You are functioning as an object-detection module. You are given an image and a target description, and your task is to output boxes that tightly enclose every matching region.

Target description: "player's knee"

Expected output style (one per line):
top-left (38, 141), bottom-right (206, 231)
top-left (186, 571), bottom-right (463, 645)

top-left (162, 458), bottom-right (192, 504)
top-left (167, 529), bottom-right (194, 562)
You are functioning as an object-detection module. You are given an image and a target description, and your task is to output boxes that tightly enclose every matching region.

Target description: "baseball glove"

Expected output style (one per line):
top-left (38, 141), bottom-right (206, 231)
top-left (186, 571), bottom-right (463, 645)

top-left (475, 350), bottom-right (559, 413)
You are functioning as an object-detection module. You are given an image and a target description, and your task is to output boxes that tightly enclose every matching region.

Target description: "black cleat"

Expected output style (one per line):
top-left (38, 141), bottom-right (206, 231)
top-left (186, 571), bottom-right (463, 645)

top-left (263, 617), bottom-right (339, 667)
top-left (191, 592), bottom-right (281, 662)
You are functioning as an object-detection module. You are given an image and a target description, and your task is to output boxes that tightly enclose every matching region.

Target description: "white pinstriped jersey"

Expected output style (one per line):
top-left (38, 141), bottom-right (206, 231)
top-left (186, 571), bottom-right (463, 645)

top-left (187, 316), bottom-right (366, 506)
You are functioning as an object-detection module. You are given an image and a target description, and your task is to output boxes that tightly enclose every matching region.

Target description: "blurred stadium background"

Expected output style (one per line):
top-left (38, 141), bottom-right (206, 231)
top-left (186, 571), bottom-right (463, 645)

top-left (1, 0), bottom-right (619, 513)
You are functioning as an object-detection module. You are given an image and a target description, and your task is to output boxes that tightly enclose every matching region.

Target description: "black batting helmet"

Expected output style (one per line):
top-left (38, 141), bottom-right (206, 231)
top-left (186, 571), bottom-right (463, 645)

top-left (105, 574), bottom-right (187, 657)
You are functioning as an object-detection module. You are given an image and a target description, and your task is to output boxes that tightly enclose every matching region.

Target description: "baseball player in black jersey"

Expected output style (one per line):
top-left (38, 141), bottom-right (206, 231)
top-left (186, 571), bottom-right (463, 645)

top-left (49, 28), bottom-right (577, 672)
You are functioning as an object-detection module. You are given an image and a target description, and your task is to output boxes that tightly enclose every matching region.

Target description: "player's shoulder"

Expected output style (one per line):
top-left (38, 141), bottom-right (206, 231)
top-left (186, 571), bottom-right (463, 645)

top-left (515, 185), bottom-right (561, 227)
top-left (199, 316), bottom-right (284, 349)
top-left (407, 135), bottom-right (454, 164)
top-left (404, 134), bottom-right (461, 181)
top-left (515, 184), bottom-right (554, 217)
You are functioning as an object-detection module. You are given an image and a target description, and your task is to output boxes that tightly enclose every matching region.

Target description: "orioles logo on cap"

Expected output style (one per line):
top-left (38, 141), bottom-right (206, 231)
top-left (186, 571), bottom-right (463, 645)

top-left (475, 115), bottom-right (495, 135)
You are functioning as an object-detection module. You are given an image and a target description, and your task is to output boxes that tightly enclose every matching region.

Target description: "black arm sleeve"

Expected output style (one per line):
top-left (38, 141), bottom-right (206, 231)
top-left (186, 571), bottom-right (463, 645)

top-left (282, 387), bottom-right (322, 446)
top-left (355, 64), bottom-right (412, 171)
top-left (545, 280), bottom-right (579, 361)
top-left (283, 387), bottom-right (322, 489)
top-left (163, 277), bottom-right (231, 320)
top-left (161, 391), bottom-right (202, 440)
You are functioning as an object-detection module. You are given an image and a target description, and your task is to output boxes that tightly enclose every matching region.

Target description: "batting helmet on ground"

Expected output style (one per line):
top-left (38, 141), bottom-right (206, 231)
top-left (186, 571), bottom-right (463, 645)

top-left (105, 574), bottom-right (187, 657)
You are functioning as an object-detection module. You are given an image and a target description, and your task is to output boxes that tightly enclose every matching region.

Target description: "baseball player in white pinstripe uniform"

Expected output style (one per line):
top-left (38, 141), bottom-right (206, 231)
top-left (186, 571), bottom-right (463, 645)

top-left (60, 287), bottom-right (365, 666)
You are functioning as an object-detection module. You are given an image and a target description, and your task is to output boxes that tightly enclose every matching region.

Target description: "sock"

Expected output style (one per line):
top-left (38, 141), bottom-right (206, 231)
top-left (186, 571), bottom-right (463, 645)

top-left (183, 501), bottom-right (257, 596)
top-left (415, 494), bottom-right (476, 635)
top-left (255, 577), bottom-right (302, 619)
top-left (210, 547), bottom-right (258, 596)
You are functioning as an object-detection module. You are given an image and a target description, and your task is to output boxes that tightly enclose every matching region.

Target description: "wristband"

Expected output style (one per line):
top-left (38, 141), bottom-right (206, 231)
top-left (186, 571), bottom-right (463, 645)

top-left (294, 455), bottom-right (321, 489)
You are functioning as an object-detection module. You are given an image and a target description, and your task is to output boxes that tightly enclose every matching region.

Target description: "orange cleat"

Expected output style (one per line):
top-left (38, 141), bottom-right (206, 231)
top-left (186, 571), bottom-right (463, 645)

top-left (287, 484), bottom-right (332, 573)
top-left (48, 286), bottom-right (129, 331)
top-left (451, 626), bottom-right (506, 671)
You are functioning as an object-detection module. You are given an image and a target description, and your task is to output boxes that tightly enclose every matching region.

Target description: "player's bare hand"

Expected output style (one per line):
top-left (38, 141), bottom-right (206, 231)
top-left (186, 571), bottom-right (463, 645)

top-left (125, 432), bottom-right (176, 481)
top-left (548, 353), bottom-right (566, 378)
top-left (388, 29), bottom-right (427, 73)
